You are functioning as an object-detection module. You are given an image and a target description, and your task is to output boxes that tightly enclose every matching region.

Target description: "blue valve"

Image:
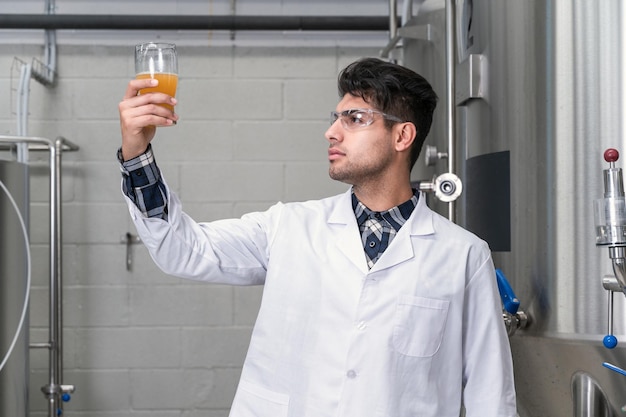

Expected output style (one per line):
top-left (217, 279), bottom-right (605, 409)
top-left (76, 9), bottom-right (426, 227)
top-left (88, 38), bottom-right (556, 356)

top-left (603, 290), bottom-right (618, 349)
top-left (56, 392), bottom-right (71, 416)
top-left (603, 335), bottom-right (618, 349)
top-left (495, 269), bottom-right (520, 315)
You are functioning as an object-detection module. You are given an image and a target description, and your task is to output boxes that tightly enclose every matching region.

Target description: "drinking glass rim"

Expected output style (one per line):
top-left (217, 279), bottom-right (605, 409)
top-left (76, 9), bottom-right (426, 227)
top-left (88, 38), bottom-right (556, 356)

top-left (135, 42), bottom-right (177, 51)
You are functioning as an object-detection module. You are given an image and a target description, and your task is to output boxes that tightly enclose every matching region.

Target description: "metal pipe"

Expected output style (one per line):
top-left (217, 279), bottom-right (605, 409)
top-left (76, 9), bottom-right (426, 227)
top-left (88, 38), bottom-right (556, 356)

top-left (0, 14), bottom-right (394, 31)
top-left (609, 246), bottom-right (626, 295)
top-left (30, 342), bottom-right (53, 349)
top-left (16, 63), bottom-right (32, 162)
top-left (401, 0), bottom-right (416, 26)
top-left (47, 136), bottom-right (59, 415)
top-left (571, 372), bottom-right (613, 417)
top-left (43, 0), bottom-right (57, 84)
top-left (607, 290), bottom-right (614, 337)
top-left (444, 0), bottom-right (457, 222)
top-left (48, 138), bottom-right (62, 415)
top-left (389, 0), bottom-right (398, 39)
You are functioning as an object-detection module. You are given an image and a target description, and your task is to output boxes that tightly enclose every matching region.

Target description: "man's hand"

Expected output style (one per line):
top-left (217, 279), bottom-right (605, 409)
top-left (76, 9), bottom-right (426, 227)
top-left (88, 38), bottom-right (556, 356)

top-left (118, 78), bottom-right (179, 161)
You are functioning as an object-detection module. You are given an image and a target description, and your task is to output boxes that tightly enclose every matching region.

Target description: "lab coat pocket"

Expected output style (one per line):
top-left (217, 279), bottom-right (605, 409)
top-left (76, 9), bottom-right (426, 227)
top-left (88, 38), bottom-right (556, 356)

top-left (230, 379), bottom-right (289, 417)
top-left (392, 295), bottom-right (450, 357)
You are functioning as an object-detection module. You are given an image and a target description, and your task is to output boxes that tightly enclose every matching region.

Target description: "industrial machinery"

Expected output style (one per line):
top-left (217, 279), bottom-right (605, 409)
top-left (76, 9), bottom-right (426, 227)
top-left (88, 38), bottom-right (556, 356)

top-left (0, 136), bottom-right (77, 417)
top-left (0, 158), bottom-right (29, 417)
top-left (394, 0), bottom-right (626, 415)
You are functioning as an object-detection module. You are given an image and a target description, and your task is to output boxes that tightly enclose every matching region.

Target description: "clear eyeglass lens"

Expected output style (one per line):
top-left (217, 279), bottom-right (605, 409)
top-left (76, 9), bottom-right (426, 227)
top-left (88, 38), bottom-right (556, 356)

top-left (330, 109), bottom-right (401, 130)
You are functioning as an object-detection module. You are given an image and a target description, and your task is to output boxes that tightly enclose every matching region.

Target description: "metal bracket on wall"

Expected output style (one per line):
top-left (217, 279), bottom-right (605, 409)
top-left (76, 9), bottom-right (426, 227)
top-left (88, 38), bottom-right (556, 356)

top-left (455, 53), bottom-right (487, 105)
top-left (121, 232), bottom-right (142, 271)
top-left (398, 23), bottom-right (435, 42)
top-left (380, 0), bottom-right (430, 59)
top-left (32, 0), bottom-right (57, 86)
top-left (380, 24), bottom-right (434, 58)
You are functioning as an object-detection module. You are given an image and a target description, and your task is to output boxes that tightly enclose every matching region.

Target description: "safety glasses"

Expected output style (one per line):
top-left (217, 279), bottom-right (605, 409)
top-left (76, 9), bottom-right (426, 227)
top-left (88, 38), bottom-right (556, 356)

top-left (330, 108), bottom-right (404, 130)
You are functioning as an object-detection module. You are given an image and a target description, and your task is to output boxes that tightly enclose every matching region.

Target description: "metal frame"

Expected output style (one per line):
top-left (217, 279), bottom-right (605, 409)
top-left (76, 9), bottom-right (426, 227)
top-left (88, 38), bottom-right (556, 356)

top-left (0, 135), bottom-right (78, 417)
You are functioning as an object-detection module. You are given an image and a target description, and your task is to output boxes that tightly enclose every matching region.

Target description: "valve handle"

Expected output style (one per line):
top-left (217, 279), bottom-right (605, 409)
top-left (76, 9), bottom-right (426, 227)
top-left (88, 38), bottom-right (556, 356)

top-left (603, 362), bottom-right (626, 377)
top-left (603, 335), bottom-right (618, 349)
top-left (495, 269), bottom-right (520, 315)
top-left (603, 290), bottom-right (618, 349)
top-left (56, 391), bottom-right (72, 416)
top-left (605, 148), bottom-right (620, 163)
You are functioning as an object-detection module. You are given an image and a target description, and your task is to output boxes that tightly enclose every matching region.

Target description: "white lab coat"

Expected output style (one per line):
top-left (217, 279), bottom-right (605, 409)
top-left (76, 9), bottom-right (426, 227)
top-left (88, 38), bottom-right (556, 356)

top-left (124, 183), bottom-right (517, 417)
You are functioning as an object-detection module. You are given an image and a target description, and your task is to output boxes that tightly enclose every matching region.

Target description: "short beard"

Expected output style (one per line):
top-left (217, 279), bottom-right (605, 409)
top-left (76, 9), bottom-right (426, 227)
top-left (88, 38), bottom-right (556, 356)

top-left (328, 157), bottom-right (390, 186)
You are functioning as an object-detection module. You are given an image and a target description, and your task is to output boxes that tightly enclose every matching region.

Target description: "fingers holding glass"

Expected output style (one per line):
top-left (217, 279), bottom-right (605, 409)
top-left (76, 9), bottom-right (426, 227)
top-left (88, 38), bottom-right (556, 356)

top-left (135, 42), bottom-right (178, 112)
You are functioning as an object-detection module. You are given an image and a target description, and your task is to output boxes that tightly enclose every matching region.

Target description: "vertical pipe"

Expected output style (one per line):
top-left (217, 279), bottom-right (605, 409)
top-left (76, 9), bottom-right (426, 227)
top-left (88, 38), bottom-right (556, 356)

top-left (621, 0), bottom-right (626, 144)
top-left (401, 0), bottom-right (413, 26)
top-left (46, 138), bottom-right (62, 416)
top-left (389, 0), bottom-right (398, 39)
top-left (445, 0), bottom-right (457, 222)
top-left (47, 140), bottom-right (57, 416)
top-left (20, 65), bottom-right (31, 138)
top-left (20, 65), bottom-right (31, 160)
top-left (607, 290), bottom-right (614, 337)
top-left (16, 65), bottom-right (25, 138)
top-left (54, 138), bottom-right (63, 402)
top-left (16, 63), bottom-right (31, 163)
top-left (45, 0), bottom-right (56, 77)
top-left (229, 0), bottom-right (236, 40)
top-left (43, 3), bottom-right (60, 410)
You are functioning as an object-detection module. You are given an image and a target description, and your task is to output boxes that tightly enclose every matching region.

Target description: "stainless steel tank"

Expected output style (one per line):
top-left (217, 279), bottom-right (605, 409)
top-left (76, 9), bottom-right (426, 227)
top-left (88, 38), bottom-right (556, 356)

top-left (0, 160), bottom-right (30, 417)
top-left (402, 0), bottom-right (626, 415)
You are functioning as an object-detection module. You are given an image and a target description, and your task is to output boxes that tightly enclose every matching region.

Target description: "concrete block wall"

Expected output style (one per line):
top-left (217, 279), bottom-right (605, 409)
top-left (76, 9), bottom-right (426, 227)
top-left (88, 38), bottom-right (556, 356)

top-left (0, 43), bottom-right (379, 416)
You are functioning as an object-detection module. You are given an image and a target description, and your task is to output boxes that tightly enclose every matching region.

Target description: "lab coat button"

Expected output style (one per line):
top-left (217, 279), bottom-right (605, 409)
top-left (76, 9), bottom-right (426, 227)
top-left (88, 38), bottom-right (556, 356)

top-left (357, 321), bottom-right (367, 330)
top-left (346, 370), bottom-right (357, 379)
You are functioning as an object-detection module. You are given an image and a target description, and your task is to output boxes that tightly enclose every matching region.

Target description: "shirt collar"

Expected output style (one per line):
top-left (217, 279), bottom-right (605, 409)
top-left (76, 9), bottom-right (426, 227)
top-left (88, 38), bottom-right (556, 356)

top-left (352, 189), bottom-right (419, 232)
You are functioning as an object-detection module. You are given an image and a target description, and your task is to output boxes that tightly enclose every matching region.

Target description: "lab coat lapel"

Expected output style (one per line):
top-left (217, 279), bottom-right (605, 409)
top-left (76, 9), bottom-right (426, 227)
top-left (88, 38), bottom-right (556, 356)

top-left (328, 190), bottom-right (369, 274)
top-left (370, 192), bottom-right (436, 273)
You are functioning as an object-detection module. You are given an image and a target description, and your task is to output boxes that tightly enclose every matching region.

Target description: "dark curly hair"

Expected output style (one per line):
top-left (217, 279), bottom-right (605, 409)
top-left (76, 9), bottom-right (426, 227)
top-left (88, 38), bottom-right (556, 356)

top-left (337, 57), bottom-right (438, 170)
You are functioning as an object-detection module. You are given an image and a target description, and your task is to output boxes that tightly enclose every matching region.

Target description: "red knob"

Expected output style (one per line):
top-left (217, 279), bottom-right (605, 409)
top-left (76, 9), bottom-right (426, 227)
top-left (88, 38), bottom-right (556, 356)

top-left (605, 148), bottom-right (620, 163)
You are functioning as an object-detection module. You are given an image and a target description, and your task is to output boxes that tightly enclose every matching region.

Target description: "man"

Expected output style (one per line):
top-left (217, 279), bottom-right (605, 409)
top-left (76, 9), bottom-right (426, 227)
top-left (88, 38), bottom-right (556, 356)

top-left (118, 57), bottom-right (517, 416)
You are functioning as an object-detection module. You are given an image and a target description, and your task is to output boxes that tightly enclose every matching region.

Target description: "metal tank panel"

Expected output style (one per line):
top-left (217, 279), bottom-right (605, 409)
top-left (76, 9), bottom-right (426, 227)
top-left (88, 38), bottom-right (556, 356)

top-left (0, 160), bottom-right (29, 417)
top-left (403, 0), bottom-right (626, 415)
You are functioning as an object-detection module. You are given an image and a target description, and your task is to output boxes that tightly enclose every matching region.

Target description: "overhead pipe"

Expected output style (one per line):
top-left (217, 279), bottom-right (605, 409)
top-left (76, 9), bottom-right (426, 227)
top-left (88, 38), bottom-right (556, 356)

top-left (0, 14), bottom-right (396, 31)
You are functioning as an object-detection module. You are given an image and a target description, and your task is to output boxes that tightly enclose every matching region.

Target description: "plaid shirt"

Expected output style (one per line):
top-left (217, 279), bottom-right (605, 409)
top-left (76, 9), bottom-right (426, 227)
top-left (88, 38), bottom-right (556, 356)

top-left (352, 190), bottom-right (418, 269)
top-left (118, 146), bottom-right (418, 267)
top-left (117, 144), bottom-right (169, 220)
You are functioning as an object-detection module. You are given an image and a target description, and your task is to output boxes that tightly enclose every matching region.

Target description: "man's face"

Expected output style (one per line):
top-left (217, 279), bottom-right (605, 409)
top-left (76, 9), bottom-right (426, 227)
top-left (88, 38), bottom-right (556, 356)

top-left (324, 94), bottom-right (396, 186)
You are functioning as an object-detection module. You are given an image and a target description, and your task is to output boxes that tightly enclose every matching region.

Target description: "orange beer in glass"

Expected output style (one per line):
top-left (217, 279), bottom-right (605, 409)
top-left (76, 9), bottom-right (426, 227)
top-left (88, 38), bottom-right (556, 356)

top-left (135, 43), bottom-right (178, 112)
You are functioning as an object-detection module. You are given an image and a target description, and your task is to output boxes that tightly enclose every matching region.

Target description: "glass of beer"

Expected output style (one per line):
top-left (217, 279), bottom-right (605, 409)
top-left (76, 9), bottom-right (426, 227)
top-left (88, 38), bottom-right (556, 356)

top-left (135, 42), bottom-right (178, 111)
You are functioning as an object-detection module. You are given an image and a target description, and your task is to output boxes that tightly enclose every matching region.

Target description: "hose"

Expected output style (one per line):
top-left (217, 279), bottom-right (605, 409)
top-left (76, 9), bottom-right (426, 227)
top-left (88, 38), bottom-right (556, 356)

top-left (0, 177), bottom-right (31, 373)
